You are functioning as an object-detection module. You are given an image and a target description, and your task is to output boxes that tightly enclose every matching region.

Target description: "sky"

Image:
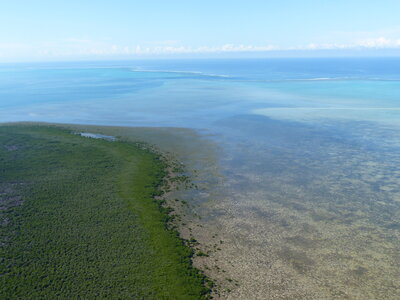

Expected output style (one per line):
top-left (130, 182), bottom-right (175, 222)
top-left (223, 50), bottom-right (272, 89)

top-left (1, 0), bottom-right (400, 62)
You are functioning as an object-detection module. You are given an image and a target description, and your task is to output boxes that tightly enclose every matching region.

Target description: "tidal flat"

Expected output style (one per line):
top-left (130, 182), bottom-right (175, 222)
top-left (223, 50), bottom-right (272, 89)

top-left (58, 120), bottom-right (400, 299)
top-left (195, 115), bottom-right (400, 299)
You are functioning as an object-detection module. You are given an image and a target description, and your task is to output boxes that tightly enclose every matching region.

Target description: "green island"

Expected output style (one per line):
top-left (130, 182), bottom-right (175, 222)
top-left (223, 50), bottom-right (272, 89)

top-left (0, 124), bottom-right (211, 298)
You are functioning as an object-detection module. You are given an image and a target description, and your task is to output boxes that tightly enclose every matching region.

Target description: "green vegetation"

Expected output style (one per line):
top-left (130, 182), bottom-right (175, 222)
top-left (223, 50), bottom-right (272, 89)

top-left (0, 124), bottom-right (210, 298)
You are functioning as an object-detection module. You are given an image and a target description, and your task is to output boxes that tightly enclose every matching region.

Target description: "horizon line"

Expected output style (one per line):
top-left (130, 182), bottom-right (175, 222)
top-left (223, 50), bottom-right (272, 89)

top-left (2, 50), bottom-right (400, 64)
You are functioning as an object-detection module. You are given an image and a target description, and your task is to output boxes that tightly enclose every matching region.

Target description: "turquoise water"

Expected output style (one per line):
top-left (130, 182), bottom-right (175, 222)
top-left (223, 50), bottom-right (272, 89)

top-left (1, 58), bottom-right (400, 298)
top-left (1, 58), bottom-right (400, 128)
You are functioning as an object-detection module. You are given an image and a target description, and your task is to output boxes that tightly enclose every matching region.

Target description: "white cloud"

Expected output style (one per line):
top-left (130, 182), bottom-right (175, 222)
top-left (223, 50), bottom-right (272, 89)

top-left (356, 37), bottom-right (400, 48)
top-left (287, 37), bottom-right (400, 51)
top-left (1, 37), bottom-right (400, 61)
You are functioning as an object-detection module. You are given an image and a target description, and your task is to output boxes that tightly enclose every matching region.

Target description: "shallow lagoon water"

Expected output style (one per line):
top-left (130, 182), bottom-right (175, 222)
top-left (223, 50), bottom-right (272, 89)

top-left (1, 58), bottom-right (400, 299)
top-left (80, 132), bottom-right (116, 141)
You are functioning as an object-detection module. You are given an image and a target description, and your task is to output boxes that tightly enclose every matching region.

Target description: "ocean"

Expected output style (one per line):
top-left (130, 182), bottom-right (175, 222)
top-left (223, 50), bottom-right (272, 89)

top-left (1, 58), bottom-right (399, 298)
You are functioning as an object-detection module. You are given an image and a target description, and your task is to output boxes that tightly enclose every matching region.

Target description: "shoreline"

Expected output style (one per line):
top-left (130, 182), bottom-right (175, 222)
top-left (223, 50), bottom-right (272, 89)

top-left (6, 119), bottom-right (399, 299)
top-left (0, 123), bottom-right (215, 298)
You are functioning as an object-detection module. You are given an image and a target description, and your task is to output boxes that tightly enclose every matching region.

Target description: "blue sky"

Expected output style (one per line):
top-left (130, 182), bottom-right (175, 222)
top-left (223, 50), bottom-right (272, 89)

top-left (1, 0), bottom-right (400, 61)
